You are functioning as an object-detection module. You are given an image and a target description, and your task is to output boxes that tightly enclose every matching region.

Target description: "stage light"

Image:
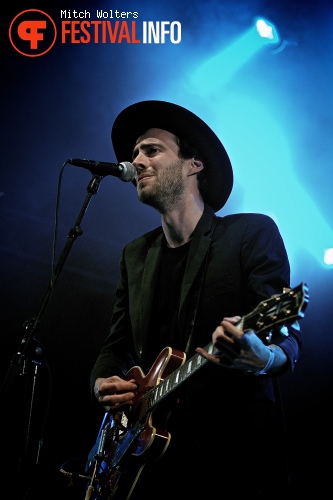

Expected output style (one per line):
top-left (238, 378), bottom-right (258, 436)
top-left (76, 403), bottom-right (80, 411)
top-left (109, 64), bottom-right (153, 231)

top-left (187, 17), bottom-right (284, 93)
top-left (255, 18), bottom-right (280, 45)
top-left (255, 16), bottom-right (298, 54)
top-left (324, 248), bottom-right (333, 266)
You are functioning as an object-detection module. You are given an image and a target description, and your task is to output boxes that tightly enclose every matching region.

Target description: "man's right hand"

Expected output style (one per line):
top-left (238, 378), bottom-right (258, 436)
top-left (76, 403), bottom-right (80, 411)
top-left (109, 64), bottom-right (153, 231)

top-left (94, 376), bottom-right (138, 411)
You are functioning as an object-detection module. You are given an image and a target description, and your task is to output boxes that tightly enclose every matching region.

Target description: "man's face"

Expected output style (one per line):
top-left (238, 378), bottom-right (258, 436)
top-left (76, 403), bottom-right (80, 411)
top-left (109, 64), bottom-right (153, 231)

top-left (132, 128), bottom-right (189, 212)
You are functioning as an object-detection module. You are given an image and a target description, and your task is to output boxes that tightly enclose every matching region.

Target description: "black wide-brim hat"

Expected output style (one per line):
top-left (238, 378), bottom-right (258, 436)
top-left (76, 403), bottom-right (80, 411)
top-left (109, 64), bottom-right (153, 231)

top-left (111, 100), bottom-right (233, 212)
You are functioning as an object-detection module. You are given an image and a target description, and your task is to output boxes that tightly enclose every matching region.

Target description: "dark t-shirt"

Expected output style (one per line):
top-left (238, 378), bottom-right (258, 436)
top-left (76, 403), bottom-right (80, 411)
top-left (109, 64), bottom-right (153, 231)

top-left (147, 240), bottom-right (191, 367)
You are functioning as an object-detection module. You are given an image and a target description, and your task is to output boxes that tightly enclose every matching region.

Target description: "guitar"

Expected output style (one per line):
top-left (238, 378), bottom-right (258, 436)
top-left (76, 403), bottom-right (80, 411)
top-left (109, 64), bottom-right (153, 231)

top-left (82, 282), bottom-right (309, 500)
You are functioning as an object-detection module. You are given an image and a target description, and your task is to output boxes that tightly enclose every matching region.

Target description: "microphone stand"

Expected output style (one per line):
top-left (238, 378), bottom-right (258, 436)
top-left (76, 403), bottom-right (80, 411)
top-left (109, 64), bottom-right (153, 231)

top-left (0, 173), bottom-right (104, 498)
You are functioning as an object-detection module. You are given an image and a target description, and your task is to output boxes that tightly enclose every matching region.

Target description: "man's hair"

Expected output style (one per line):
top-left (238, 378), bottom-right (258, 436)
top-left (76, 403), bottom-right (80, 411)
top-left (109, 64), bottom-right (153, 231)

top-left (176, 137), bottom-right (208, 201)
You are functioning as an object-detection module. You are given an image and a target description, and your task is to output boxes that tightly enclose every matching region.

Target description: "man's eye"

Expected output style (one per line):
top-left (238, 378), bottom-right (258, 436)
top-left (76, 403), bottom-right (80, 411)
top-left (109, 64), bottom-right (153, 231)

top-left (148, 147), bottom-right (159, 154)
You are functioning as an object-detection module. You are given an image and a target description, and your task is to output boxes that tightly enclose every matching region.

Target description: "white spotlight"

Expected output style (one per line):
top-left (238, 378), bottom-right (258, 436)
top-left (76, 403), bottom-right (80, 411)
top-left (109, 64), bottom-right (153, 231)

top-left (324, 248), bottom-right (333, 266)
top-left (255, 18), bottom-right (280, 45)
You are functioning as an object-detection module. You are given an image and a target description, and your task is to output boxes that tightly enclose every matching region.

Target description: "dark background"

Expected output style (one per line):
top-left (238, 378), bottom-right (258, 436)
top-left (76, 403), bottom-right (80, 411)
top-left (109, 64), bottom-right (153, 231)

top-left (1, 0), bottom-right (332, 498)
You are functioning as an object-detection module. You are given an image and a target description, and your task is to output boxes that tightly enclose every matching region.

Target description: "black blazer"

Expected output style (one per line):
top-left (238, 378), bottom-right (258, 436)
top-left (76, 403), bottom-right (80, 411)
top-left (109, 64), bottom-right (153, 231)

top-left (91, 205), bottom-right (302, 403)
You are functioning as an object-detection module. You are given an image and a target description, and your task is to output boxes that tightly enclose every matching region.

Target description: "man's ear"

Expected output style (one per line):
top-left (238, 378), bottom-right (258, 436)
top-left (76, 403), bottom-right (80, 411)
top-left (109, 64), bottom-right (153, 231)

top-left (188, 158), bottom-right (204, 176)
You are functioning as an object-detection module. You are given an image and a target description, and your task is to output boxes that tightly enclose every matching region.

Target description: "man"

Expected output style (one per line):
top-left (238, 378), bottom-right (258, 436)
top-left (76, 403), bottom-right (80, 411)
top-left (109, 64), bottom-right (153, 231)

top-left (89, 100), bottom-right (302, 499)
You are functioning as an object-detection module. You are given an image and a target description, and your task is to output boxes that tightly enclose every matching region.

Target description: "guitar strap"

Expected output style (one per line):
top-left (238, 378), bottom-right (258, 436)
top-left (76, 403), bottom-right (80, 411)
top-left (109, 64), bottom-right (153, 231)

top-left (184, 215), bottom-right (218, 355)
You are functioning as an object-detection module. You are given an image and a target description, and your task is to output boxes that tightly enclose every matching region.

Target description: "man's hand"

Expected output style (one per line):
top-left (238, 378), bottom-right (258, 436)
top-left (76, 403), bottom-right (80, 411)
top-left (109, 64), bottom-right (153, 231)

top-left (94, 376), bottom-right (138, 411)
top-left (196, 316), bottom-right (282, 374)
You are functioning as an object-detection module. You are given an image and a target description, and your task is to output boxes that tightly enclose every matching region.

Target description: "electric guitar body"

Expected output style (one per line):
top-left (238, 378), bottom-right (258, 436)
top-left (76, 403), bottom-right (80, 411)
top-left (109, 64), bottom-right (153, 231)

top-left (84, 347), bottom-right (186, 499)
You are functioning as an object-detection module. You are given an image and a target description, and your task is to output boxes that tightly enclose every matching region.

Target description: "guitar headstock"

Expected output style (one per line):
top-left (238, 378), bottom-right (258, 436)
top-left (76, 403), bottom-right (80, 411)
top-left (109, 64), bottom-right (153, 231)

top-left (241, 282), bottom-right (309, 341)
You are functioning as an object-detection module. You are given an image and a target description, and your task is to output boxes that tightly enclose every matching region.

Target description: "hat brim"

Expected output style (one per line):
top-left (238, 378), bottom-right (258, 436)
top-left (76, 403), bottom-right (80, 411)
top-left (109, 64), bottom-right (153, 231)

top-left (111, 100), bottom-right (233, 212)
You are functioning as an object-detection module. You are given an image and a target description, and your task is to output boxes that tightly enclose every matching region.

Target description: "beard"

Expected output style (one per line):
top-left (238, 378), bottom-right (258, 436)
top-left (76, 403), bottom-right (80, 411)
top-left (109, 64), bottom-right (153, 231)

top-left (137, 158), bottom-right (185, 213)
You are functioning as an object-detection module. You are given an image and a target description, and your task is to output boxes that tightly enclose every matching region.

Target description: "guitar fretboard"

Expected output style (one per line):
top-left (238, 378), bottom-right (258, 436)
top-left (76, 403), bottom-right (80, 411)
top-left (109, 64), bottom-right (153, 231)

top-left (148, 342), bottom-right (215, 410)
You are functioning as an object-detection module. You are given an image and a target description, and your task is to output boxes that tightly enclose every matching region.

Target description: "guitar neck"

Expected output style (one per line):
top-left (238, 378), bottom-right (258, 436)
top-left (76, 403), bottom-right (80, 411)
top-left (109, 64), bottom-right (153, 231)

top-left (148, 342), bottom-right (215, 410)
top-left (146, 282), bottom-right (309, 411)
top-left (146, 310), bottom-right (271, 409)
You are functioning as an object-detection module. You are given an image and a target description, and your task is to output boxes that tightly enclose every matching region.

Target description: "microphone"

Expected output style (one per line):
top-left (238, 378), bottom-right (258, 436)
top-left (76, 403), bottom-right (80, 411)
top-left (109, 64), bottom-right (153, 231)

top-left (67, 158), bottom-right (136, 182)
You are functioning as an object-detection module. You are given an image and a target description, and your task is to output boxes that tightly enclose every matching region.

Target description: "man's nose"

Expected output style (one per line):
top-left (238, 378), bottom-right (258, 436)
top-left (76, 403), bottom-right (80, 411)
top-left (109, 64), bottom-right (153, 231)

top-left (132, 152), bottom-right (148, 169)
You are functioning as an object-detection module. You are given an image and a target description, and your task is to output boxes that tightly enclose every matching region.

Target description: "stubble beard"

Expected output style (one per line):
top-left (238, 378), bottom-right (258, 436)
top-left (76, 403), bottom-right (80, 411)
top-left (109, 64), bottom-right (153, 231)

top-left (137, 158), bottom-right (185, 213)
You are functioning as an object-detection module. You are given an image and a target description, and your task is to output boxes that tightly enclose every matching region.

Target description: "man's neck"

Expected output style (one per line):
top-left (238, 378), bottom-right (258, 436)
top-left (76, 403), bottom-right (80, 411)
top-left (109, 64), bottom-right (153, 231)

top-left (161, 199), bottom-right (204, 248)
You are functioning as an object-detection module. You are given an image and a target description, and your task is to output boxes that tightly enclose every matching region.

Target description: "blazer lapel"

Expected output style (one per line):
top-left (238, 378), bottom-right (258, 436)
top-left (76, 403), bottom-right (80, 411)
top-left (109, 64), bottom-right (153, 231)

top-left (139, 232), bottom-right (164, 340)
top-left (179, 206), bottom-right (216, 313)
top-left (179, 234), bottom-right (211, 312)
